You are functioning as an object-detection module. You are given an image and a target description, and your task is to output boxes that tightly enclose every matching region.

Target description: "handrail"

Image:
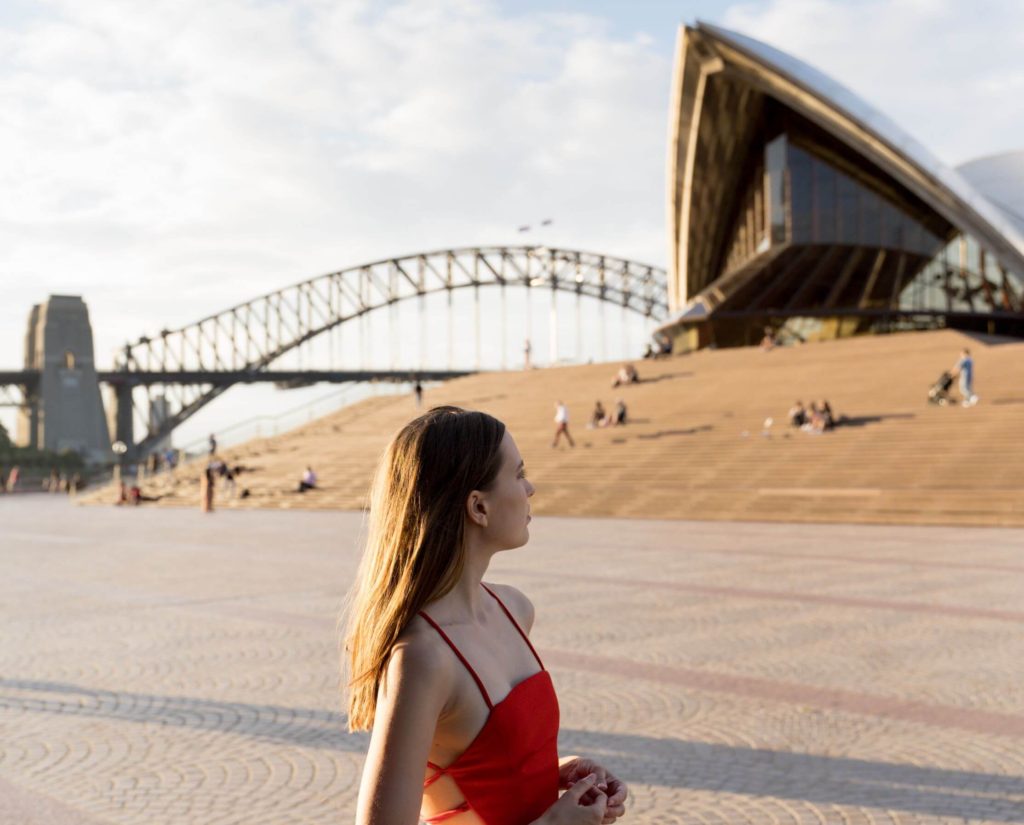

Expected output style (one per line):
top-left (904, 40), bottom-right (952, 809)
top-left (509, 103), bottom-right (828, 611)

top-left (174, 381), bottom-right (404, 459)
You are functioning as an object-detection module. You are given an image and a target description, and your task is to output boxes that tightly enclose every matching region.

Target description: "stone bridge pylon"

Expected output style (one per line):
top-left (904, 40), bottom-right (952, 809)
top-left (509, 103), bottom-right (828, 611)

top-left (17, 295), bottom-right (113, 464)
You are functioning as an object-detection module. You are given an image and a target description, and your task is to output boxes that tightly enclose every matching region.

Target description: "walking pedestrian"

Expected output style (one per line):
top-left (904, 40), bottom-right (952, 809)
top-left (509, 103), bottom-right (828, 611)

top-left (953, 347), bottom-right (978, 406)
top-left (552, 400), bottom-right (575, 448)
top-left (345, 406), bottom-right (627, 825)
top-left (414, 380), bottom-right (423, 409)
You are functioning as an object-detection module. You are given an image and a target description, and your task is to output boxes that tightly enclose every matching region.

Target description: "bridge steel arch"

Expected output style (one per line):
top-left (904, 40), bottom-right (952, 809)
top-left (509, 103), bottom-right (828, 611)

top-left (114, 245), bottom-right (668, 456)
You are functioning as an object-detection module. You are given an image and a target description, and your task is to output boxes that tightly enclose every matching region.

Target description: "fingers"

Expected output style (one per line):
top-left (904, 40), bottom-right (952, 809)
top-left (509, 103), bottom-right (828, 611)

top-left (605, 778), bottom-right (628, 807)
top-left (564, 773), bottom-right (599, 803)
top-left (602, 778), bottom-right (627, 822)
top-left (585, 786), bottom-right (608, 818)
top-left (601, 799), bottom-right (625, 825)
top-left (566, 759), bottom-right (609, 792)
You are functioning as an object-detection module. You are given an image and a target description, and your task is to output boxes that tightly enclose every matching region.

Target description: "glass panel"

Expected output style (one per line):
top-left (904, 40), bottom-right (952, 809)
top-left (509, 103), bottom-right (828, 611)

top-left (904, 219), bottom-right (923, 258)
top-left (837, 173), bottom-right (859, 245)
top-left (765, 135), bottom-right (787, 245)
top-left (813, 159), bottom-right (836, 243)
top-left (881, 202), bottom-right (902, 249)
top-left (788, 144), bottom-right (813, 243)
top-left (788, 140), bottom-right (945, 257)
top-left (1006, 269), bottom-right (1024, 310)
top-left (861, 189), bottom-right (881, 247)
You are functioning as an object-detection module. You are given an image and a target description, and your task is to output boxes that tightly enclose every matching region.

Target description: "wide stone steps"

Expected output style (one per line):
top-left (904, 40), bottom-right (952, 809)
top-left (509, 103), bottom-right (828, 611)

top-left (79, 328), bottom-right (1024, 526)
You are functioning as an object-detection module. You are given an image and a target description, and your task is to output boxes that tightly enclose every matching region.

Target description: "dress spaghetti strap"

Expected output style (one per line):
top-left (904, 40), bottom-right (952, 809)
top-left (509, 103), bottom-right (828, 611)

top-left (417, 586), bottom-right (559, 825)
top-left (481, 584), bottom-right (545, 670)
top-left (417, 609), bottom-right (494, 709)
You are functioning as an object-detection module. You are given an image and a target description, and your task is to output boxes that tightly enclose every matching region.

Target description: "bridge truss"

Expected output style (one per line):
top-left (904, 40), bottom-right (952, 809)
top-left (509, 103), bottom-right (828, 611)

top-left (110, 246), bottom-right (668, 456)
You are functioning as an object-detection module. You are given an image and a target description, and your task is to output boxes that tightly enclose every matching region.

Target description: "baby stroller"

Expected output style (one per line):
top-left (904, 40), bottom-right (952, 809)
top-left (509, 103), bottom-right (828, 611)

top-left (928, 371), bottom-right (953, 405)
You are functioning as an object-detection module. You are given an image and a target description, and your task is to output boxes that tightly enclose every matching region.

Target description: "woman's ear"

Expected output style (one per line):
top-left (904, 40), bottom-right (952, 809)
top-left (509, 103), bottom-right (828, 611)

top-left (465, 490), bottom-right (489, 527)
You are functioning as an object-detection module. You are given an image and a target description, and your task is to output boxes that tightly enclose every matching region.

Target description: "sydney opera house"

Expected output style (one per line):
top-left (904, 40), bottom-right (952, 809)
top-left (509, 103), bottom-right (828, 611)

top-left (658, 22), bottom-right (1024, 350)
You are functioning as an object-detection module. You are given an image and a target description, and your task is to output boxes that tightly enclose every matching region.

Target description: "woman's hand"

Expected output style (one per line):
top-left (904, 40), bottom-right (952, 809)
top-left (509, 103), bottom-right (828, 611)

top-left (559, 758), bottom-right (628, 823)
top-left (536, 774), bottom-right (607, 824)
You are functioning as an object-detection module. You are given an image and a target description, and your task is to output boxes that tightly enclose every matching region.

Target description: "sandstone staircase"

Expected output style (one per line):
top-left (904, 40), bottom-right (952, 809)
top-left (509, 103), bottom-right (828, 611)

top-left (81, 330), bottom-right (1024, 527)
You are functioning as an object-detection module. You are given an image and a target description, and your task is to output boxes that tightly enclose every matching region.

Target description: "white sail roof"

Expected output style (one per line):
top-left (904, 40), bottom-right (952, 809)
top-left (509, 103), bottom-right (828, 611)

top-left (957, 151), bottom-right (1024, 236)
top-left (698, 22), bottom-right (1024, 272)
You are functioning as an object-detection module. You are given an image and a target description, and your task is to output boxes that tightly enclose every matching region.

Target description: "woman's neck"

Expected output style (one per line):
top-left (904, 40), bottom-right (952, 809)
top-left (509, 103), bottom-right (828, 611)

top-left (433, 542), bottom-right (494, 624)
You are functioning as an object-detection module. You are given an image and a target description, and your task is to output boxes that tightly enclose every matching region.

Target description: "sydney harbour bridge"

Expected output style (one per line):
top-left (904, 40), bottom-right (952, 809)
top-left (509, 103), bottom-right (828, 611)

top-left (1, 245), bottom-right (667, 462)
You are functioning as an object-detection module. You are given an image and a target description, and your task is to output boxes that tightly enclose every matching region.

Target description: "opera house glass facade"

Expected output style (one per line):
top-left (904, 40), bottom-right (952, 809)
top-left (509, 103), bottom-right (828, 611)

top-left (660, 23), bottom-right (1024, 350)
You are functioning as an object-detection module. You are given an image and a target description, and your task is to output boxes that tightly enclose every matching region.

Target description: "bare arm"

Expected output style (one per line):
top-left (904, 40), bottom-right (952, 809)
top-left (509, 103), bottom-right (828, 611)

top-left (355, 637), bottom-right (453, 825)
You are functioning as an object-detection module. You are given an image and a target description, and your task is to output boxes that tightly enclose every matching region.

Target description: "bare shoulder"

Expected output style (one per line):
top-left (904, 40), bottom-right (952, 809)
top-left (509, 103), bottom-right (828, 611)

top-left (382, 618), bottom-right (456, 702)
top-left (485, 582), bottom-right (536, 633)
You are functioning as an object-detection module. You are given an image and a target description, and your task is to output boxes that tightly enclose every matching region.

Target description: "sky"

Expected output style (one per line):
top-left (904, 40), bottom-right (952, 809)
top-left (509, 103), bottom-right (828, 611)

top-left (2, 0), bottom-right (1022, 446)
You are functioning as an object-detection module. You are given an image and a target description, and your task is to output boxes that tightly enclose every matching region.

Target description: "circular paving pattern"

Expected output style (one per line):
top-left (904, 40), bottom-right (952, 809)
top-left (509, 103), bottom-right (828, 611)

top-left (1, 498), bottom-right (1023, 824)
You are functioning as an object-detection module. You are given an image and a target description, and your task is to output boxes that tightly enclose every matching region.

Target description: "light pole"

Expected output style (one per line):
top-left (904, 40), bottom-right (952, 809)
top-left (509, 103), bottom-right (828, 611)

top-left (520, 221), bottom-right (554, 367)
top-left (111, 440), bottom-right (127, 490)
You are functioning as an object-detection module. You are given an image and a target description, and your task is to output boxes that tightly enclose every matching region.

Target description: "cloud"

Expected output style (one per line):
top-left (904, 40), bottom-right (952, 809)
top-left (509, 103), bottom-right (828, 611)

top-left (3, 0), bottom-right (1020, 442)
top-left (0, 0), bottom-right (671, 369)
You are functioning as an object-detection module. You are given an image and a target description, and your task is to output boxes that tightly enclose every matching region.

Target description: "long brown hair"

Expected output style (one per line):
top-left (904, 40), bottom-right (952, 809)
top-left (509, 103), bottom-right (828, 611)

top-left (343, 405), bottom-right (506, 731)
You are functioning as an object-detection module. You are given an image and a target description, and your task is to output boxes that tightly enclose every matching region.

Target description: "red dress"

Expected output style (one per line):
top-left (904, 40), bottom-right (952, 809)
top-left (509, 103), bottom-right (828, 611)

top-left (419, 585), bottom-right (560, 825)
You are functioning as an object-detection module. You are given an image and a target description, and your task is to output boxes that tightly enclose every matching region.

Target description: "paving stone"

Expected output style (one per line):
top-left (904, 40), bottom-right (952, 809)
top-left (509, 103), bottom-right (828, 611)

top-left (1, 497), bottom-right (1023, 824)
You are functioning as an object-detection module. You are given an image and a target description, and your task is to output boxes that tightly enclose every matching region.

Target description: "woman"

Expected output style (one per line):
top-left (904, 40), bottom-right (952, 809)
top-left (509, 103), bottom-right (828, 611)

top-left (345, 406), bottom-right (628, 825)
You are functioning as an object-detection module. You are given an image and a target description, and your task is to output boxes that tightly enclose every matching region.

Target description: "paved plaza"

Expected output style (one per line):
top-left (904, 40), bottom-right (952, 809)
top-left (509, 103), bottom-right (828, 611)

top-left (1, 496), bottom-right (1023, 825)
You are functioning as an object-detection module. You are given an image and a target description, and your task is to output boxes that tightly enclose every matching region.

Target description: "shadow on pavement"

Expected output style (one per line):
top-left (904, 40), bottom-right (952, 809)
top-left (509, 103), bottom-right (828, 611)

top-left (0, 678), bottom-right (366, 753)
top-left (4, 678), bottom-right (1022, 822)
top-left (558, 728), bottom-right (1024, 822)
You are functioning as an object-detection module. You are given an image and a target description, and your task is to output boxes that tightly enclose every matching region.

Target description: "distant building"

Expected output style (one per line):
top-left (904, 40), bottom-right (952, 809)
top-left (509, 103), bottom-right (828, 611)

top-left (659, 22), bottom-right (1024, 350)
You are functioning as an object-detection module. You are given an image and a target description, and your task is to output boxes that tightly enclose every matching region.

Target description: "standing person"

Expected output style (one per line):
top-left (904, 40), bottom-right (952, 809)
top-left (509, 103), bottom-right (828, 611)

top-left (200, 464), bottom-right (215, 513)
top-left (524, 338), bottom-right (532, 370)
top-left (953, 348), bottom-right (977, 406)
top-left (345, 406), bottom-right (627, 825)
top-left (208, 433), bottom-right (218, 456)
top-left (414, 380), bottom-right (424, 409)
top-left (552, 400), bottom-right (575, 448)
